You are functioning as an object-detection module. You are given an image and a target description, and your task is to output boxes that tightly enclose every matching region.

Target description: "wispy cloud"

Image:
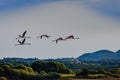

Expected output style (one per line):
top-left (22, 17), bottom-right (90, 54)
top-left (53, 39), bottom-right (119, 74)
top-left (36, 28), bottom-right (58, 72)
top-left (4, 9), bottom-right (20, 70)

top-left (80, 0), bottom-right (120, 20)
top-left (0, 0), bottom-right (120, 20)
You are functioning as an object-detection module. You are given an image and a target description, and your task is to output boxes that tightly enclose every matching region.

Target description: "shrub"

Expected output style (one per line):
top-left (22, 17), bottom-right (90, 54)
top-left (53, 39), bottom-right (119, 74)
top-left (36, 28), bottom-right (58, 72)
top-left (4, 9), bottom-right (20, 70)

top-left (0, 77), bottom-right (7, 80)
top-left (97, 69), bottom-right (106, 74)
top-left (47, 72), bottom-right (61, 79)
top-left (1, 65), bottom-right (11, 70)
top-left (88, 74), bottom-right (106, 78)
top-left (81, 68), bottom-right (89, 77)
top-left (89, 70), bottom-right (98, 74)
top-left (109, 74), bottom-right (120, 78)
top-left (14, 64), bottom-right (27, 71)
top-left (39, 71), bottom-right (48, 76)
top-left (7, 69), bottom-right (20, 77)
top-left (0, 67), bottom-right (5, 76)
top-left (14, 64), bottom-right (35, 73)
top-left (26, 67), bottom-right (35, 73)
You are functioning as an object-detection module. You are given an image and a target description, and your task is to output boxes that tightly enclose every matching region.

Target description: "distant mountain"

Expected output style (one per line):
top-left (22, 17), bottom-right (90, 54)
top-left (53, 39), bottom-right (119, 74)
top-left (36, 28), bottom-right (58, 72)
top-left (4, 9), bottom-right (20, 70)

top-left (116, 50), bottom-right (120, 58)
top-left (78, 50), bottom-right (120, 61)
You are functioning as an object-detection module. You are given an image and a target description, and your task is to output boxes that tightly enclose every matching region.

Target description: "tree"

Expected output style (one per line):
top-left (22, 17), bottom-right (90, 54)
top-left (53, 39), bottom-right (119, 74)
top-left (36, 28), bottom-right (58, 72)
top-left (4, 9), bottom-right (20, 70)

top-left (81, 68), bottom-right (89, 77)
top-left (14, 64), bottom-right (34, 73)
top-left (31, 61), bottom-right (46, 73)
top-left (0, 67), bottom-right (5, 76)
top-left (31, 61), bottom-right (72, 73)
top-left (14, 64), bottom-right (27, 70)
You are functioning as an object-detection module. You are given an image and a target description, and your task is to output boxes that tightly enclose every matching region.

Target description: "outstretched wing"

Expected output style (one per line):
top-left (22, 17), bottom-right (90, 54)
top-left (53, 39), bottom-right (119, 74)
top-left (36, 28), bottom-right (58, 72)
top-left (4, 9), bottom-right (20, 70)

top-left (18, 40), bottom-right (22, 44)
top-left (40, 35), bottom-right (43, 39)
top-left (22, 30), bottom-right (27, 37)
top-left (22, 39), bottom-right (26, 44)
top-left (65, 35), bottom-right (74, 39)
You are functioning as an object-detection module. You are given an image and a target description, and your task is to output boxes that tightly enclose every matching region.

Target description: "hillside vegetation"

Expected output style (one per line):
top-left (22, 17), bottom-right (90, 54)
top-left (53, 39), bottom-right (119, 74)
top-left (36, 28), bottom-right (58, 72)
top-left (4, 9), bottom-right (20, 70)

top-left (0, 49), bottom-right (120, 80)
top-left (0, 60), bottom-right (74, 80)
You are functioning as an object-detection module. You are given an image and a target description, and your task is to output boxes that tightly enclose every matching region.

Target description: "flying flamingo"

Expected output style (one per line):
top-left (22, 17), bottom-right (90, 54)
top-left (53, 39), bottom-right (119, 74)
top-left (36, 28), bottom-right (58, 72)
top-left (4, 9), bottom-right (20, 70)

top-left (15, 39), bottom-right (31, 46)
top-left (16, 30), bottom-right (31, 39)
top-left (65, 35), bottom-right (79, 40)
top-left (52, 37), bottom-right (66, 44)
top-left (37, 35), bottom-right (51, 39)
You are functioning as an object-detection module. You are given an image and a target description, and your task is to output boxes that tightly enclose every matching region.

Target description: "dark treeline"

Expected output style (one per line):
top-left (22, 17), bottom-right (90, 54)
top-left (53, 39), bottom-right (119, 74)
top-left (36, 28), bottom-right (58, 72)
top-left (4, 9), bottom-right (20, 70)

top-left (0, 60), bottom-right (73, 80)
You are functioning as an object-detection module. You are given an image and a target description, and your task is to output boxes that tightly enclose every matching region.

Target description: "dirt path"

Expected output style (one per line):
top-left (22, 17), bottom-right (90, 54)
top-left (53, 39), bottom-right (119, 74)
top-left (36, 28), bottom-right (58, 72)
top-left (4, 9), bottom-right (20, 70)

top-left (72, 78), bottom-right (120, 80)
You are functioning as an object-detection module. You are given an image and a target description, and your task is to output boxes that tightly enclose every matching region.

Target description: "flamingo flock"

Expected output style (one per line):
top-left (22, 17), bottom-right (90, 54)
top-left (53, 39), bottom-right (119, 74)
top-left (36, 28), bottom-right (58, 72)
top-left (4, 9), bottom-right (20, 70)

top-left (15, 30), bottom-right (79, 46)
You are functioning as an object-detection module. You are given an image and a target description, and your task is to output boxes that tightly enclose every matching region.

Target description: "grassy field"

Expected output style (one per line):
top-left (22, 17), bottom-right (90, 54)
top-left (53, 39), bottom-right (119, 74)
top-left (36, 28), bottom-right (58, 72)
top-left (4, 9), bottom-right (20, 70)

top-left (88, 74), bottom-right (106, 78)
top-left (60, 74), bottom-right (76, 78)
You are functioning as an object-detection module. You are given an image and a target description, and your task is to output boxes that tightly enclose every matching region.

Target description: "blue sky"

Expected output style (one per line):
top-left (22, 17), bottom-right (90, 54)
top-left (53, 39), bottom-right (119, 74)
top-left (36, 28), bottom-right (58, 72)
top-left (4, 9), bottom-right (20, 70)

top-left (0, 0), bottom-right (120, 59)
top-left (0, 0), bottom-right (120, 20)
top-left (0, 0), bottom-right (50, 11)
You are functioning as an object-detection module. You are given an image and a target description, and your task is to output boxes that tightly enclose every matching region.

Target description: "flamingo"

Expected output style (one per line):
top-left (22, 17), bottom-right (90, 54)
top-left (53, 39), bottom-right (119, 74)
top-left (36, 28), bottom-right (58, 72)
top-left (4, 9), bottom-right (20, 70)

top-left (15, 39), bottom-right (31, 46)
top-left (37, 35), bottom-right (51, 39)
top-left (65, 35), bottom-right (79, 40)
top-left (16, 30), bottom-right (31, 39)
top-left (52, 37), bottom-right (66, 44)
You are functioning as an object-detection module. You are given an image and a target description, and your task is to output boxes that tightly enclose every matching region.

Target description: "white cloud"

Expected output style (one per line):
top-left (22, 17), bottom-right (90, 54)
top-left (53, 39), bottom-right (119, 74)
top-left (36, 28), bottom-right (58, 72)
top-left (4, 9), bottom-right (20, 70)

top-left (0, 1), bottom-right (120, 59)
top-left (80, 0), bottom-right (120, 20)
